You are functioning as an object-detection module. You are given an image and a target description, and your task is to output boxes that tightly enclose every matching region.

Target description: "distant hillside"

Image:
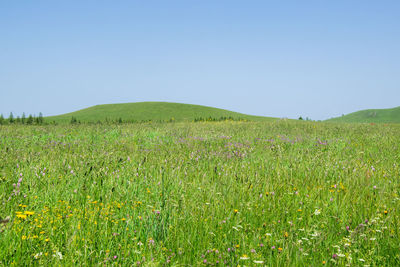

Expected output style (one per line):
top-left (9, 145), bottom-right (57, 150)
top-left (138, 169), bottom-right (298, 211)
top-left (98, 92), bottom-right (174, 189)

top-left (46, 102), bottom-right (275, 123)
top-left (327, 106), bottom-right (400, 123)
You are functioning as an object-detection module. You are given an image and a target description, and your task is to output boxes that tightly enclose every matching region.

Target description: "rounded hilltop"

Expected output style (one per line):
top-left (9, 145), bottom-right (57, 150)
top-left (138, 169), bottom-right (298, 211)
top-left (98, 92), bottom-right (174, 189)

top-left (46, 102), bottom-right (274, 123)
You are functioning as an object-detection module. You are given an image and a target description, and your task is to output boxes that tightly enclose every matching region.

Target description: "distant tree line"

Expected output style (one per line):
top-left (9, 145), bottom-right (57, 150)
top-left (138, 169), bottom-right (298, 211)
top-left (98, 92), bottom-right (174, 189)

top-left (0, 112), bottom-right (44, 125)
top-left (194, 116), bottom-right (248, 122)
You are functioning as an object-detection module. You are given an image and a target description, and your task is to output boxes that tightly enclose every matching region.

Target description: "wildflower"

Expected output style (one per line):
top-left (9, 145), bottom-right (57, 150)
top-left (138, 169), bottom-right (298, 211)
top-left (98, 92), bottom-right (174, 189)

top-left (235, 244), bottom-right (239, 248)
top-left (114, 256), bottom-right (117, 259)
top-left (284, 232), bottom-right (289, 238)
top-left (271, 246), bottom-right (276, 250)
top-left (297, 209), bottom-right (302, 212)
top-left (53, 251), bottom-right (63, 260)
top-left (259, 243), bottom-right (264, 247)
top-left (314, 209), bottom-right (321, 216)
top-left (24, 211), bottom-right (34, 216)
top-left (322, 260), bottom-right (326, 264)
top-left (234, 209), bottom-right (238, 214)
top-left (254, 260), bottom-right (264, 264)
top-left (45, 238), bottom-right (50, 242)
top-left (203, 259), bottom-right (207, 264)
top-left (332, 254), bottom-right (338, 259)
top-left (240, 254), bottom-right (249, 260)
top-left (278, 247), bottom-right (283, 252)
top-left (384, 210), bottom-right (388, 215)
top-left (373, 186), bottom-right (377, 189)
top-left (346, 226), bottom-right (350, 231)
top-left (251, 249), bottom-right (256, 253)
top-left (34, 252), bottom-right (43, 259)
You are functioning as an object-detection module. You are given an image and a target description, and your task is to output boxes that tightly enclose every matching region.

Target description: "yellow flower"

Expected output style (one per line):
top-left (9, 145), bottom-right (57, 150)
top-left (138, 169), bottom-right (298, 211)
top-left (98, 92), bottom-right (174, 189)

top-left (384, 210), bottom-right (388, 215)
top-left (45, 238), bottom-right (50, 242)
top-left (284, 232), bottom-right (289, 238)
top-left (235, 244), bottom-right (240, 248)
top-left (322, 260), bottom-right (326, 264)
top-left (234, 209), bottom-right (239, 214)
top-left (297, 209), bottom-right (302, 212)
top-left (24, 211), bottom-right (35, 216)
top-left (16, 214), bottom-right (27, 219)
top-left (278, 247), bottom-right (283, 251)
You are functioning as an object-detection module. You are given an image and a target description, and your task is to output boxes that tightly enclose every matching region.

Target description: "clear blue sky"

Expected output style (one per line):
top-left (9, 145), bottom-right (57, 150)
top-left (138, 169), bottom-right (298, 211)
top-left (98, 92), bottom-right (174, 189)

top-left (1, 1), bottom-right (399, 120)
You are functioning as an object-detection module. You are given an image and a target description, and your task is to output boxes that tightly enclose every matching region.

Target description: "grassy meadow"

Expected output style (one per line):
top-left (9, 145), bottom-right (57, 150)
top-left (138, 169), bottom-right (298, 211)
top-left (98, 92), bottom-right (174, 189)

top-left (0, 120), bottom-right (399, 266)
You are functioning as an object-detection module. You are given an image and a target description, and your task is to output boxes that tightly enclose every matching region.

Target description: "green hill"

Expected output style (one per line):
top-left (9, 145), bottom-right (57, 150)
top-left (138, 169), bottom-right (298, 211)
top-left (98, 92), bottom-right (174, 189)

top-left (327, 106), bottom-right (400, 123)
top-left (46, 102), bottom-right (275, 123)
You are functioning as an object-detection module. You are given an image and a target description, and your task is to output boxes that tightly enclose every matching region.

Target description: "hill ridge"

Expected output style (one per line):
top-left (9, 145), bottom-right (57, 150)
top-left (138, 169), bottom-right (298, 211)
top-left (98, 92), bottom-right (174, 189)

top-left (46, 102), bottom-right (275, 123)
top-left (327, 106), bottom-right (400, 123)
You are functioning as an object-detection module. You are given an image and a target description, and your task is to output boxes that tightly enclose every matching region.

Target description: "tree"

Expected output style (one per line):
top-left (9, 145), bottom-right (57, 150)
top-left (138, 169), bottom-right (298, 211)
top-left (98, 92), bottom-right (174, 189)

top-left (298, 116), bottom-right (303, 120)
top-left (9, 112), bottom-right (14, 123)
top-left (38, 112), bottom-right (44, 124)
top-left (27, 114), bottom-right (34, 124)
top-left (0, 114), bottom-right (4, 125)
top-left (21, 112), bottom-right (26, 124)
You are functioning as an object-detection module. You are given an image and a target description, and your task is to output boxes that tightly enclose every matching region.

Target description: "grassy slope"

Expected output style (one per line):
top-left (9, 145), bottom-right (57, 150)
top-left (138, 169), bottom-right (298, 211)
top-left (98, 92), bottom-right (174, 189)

top-left (327, 106), bottom-right (400, 123)
top-left (46, 102), bottom-right (275, 123)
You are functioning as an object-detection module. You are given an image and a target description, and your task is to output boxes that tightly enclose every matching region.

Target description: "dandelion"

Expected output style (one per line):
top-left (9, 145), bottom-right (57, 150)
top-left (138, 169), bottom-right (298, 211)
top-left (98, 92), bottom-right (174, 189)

top-left (384, 210), bottom-right (388, 215)
top-left (234, 209), bottom-right (238, 214)
top-left (16, 214), bottom-right (27, 219)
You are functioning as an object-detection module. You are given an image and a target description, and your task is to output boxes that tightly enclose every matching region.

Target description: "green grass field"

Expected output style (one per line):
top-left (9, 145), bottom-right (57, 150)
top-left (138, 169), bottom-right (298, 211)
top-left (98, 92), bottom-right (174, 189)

top-left (46, 102), bottom-right (275, 123)
top-left (1, 120), bottom-right (399, 266)
top-left (327, 106), bottom-right (400, 123)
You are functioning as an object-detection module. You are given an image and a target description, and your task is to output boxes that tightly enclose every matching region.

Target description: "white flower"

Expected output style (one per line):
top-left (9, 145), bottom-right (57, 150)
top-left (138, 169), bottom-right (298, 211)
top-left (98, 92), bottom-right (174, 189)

top-left (34, 252), bottom-right (43, 259)
top-left (314, 209), bottom-right (321, 215)
top-left (52, 251), bottom-right (63, 260)
top-left (253, 260), bottom-right (264, 264)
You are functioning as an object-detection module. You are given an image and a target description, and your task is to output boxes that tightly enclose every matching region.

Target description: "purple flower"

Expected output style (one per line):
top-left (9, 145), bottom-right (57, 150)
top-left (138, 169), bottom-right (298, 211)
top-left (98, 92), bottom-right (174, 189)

top-left (332, 254), bottom-right (338, 259)
top-left (114, 255), bottom-right (117, 259)
top-left (365, 219), bottom-right (369, 224)
top-left (271, 246), bottom-right (276, 250)
top-left (373, 185), bottom-right (377, 189)
top-left (259, 243), bottom-right (264, 247)
top-left (346, 226), bottom-right (350, 231)
top-left (203, 259), bottom-right (207, 264)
